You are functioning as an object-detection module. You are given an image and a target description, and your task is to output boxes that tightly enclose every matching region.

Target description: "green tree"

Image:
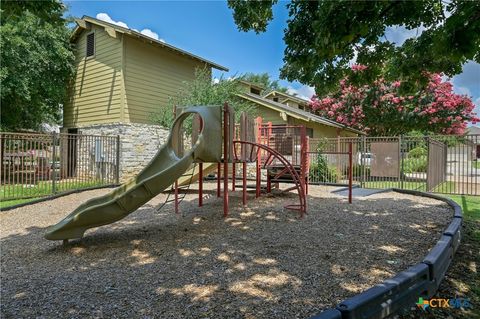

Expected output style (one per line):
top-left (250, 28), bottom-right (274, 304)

top-left (227, 0), bottom-right (480, 95)
top-left (152, 68), bottom-right (257, 132)
top-left (240, 72), bottom-right (288, 94)
top-left (0, 0), bottom-right (75, 131)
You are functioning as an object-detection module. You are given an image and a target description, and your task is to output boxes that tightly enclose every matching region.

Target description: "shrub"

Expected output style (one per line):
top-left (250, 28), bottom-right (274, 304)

top-left (403, 156), bottom-right (427, 173)
top-left (309, 154), bottom-right (339, 183)
top-left (408, 146), bottom-right (427, 158)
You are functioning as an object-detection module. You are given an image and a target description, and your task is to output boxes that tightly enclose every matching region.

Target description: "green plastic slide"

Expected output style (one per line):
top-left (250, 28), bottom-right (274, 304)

top-left (45, 106), bottom-right (223, 241)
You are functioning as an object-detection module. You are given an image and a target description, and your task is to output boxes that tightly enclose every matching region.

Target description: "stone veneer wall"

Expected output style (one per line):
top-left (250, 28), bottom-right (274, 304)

top-left (78, 123), bottom-right (170, 183)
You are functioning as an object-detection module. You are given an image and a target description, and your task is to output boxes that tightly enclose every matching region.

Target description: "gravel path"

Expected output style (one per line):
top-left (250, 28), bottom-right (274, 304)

top-left (1, 184), bottom-right (452, 319)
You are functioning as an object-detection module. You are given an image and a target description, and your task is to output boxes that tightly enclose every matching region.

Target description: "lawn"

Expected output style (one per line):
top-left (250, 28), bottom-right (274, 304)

top-left (473, 161), bottom-right (480, 169)
top-left (363, 180), bottom-right (456, 193)
top-left (0, 179), bottom-right (110, 201)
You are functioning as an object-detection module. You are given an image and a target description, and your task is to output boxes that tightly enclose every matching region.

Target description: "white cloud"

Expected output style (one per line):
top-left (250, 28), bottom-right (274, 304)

top-left (140, 28), bottom-right (159, 40)
top-left (213, 78), bottom-right (220, 84)
top-left (96, 13), bottom-right (129, 28)
top-left (287, 85), bottom-right (315, 100)
top-left (96, 13), bottom-right (165, 43)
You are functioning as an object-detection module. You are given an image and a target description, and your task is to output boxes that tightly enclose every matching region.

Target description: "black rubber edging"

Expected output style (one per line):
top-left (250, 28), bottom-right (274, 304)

top-left (310, 189), bottom-right (463, 319)
top-left (0, 184), bottom-right (120, 212)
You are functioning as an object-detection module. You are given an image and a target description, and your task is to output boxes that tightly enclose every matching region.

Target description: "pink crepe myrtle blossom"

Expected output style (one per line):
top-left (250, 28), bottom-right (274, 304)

top-left (308, 71), bottom-right (478, 136)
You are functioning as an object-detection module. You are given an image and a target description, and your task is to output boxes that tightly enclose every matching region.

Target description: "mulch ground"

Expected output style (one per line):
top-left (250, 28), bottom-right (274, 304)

top-left (1, 184), bottom-right (455, 319)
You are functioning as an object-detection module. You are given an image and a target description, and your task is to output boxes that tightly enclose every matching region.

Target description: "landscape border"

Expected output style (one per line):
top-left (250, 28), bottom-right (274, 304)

top-left (310, 188), bottom-right (463, 319)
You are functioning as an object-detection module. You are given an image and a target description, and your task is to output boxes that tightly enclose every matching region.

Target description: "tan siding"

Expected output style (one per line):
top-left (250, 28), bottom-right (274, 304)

top-left (64, 24), bottom-right (123, 128)
top-left (257, 107), bottom-right (285, 124)
top-left (254, 104), bottom-right (357, 138)
top-left (124, 37), bottom-right (208, 124)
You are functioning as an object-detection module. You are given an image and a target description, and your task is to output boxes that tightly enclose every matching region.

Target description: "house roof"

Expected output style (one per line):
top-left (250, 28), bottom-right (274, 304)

top-left (239, 93), bottom-right (365, 135)
top-left (263, 90), bottom-right (309, 105)
top-left (237, 80), bottom-right (265, 91)
top-left (72, 16), bottom-right (229, 72)
top-left (467, 126), bottom-right (480, 135)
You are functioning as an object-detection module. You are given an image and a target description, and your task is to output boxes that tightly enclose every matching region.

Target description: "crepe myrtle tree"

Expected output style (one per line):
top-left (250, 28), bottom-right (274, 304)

top-left (309, 65), bottom-right (479, 136)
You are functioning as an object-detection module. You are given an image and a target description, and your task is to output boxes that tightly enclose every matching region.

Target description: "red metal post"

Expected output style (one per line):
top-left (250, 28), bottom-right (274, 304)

top-left (267, 174), bottom-right (271, 193)
top-left (305, 136), bottom-right (310, 195)
top-left (223, 103), bottom-right (229, 217)
top-left (217, 163), bottom-right (221, 197)
top-left (198, 116), bottom-right (204, 207)
top-left (174, 180), bottom-right (179, 214)
top-left (256, 160), bottom-right (261, 198)
top-left (255, 117), bottom-right (262, 198)
top-left (232, 162), bottom-right (236, 191)
top-left (300, 125), bottom-right (307, 199)
top-left (198, 162), bottom-right (203, 207)
top-left (242, 161), bottom-right (247, 205)
top-left (349, 142), bottom-right (353, 204)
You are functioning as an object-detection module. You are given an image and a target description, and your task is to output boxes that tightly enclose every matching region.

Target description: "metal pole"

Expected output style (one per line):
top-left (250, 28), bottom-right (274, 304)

top-left (174, 180), bottom-right (179, 214)
top-left (223, 103), bottom-right (229, 217)
top-left (52, 133), bottom-right (57, 195)
top-left (199, 162), bottom-right (203, 207)
top-left (243, 161), bottom-right (247, 205)
top-left (349, 142), bottom-right (353, 204)
top-left (116, 135), bottom-right (120, 184)
top-left (217, 163), bottom-right (221, 197)
top-left (232, 162), bottom-right (236, 191)
top-left (400, 135), bottom-right (404, 190)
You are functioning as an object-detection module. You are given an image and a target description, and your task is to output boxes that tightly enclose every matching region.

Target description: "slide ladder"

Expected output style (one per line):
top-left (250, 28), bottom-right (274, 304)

top-left (156, 163), bottom-right (196, 212)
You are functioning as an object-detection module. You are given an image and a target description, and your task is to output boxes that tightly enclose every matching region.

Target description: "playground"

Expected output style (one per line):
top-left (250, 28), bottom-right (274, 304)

top-left (0, 106), bottom-right (466, 318)
top-left (1, 183), bottom-right (452, 318)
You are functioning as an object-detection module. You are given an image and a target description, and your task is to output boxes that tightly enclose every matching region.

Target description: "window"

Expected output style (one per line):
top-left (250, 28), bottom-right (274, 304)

top-left (273, 97), bottom-right (279, 102)
top-left (250, 87), bottom-right (261, 95)
top-left (86, 32), bottom-right (95, 57)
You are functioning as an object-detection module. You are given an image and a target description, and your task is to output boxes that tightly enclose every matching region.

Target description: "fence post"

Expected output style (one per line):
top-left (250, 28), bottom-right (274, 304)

top-left (399, 135), bottom-right (404, 189)
top-left (361, 135), bottom-right (366, 188)
top-left (52, 132), bottom-right (57, 195)
top-left (116, 135), bottom-right (121, 184)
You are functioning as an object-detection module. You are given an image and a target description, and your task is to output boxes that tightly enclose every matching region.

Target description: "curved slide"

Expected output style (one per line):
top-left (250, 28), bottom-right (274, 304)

top-left (45, 106), bottom-right (223, 241)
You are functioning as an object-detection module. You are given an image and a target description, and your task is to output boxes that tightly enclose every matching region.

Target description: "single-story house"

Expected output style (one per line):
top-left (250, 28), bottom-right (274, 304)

top-left (237, 82), bottom-right (364, 139)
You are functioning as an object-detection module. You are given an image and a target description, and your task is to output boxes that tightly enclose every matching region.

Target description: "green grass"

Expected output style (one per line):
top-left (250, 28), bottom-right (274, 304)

top-left (362, 180), bottom-right (456, 193)
top-left (447, 194), bottom-right (480, 241)
top-left (0, 180), bottom-right (108, 201)
top-left (473, 161), bottom-right (480, 169)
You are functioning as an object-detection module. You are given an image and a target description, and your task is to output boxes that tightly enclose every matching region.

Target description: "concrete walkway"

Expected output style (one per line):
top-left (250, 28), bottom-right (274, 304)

top-left (333, 187), bottom-right (390, 197)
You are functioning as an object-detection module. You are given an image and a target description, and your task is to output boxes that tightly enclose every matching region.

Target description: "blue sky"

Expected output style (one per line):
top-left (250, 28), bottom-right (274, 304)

top-left (65, 1), bottom-right (479, 121)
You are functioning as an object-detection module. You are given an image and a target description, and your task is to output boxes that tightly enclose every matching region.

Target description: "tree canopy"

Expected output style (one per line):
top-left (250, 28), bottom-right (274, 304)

top-left (309, 66), bottom-right (478, 136)
top-left (228, 0), bottom-right (480, 95)
top-left (240, 72), bottom-right (288, 94)
top-left (0, 0), bottom-right (75, 131)
top-left (153, 68), bottom-right (257, 132)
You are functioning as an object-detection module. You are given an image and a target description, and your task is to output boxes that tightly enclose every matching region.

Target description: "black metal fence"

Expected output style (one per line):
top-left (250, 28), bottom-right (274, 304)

top-left (308, 134), bottom-right (480, 196)
top-left (1, 132), bottom-right (120, 201)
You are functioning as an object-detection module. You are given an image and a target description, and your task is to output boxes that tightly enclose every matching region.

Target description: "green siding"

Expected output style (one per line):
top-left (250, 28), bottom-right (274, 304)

top-left (255, 104), bottom-right (357, 138)
top-left (64, 25), bottom-right (124, 127)
top-left (124, 37), bottom-right (208, 124)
